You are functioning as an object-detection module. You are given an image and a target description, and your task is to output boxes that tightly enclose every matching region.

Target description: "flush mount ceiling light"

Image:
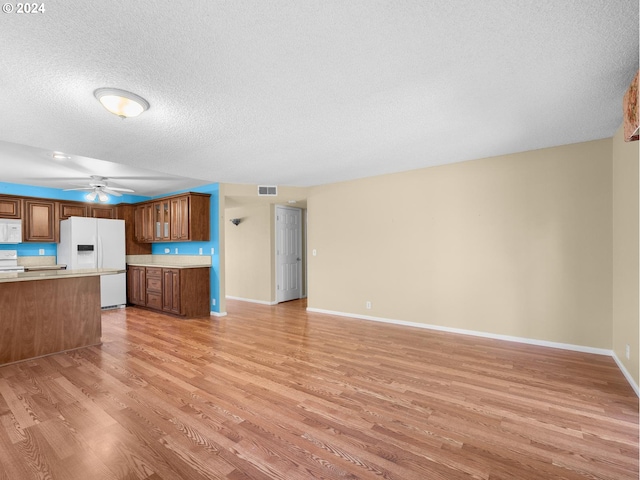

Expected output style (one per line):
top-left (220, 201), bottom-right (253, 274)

top-left (94, 88), bottom-right (149, 118)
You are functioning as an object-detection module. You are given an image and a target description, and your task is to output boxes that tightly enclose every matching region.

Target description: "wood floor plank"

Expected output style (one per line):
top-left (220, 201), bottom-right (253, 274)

top-left (0, 299), bottom-right (637, 479)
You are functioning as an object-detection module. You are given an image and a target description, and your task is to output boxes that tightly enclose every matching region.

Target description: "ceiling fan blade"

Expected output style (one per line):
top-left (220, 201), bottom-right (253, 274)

top-left (104, 186), bottom-right (135, 193)
top-left (102, 188), bottom-right (123, 197)
top-left (63, 187), bottom-right (93, 191)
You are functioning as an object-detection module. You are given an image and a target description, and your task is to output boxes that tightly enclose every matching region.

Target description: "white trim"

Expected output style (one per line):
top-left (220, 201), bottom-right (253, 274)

top-left (612, 352), bottom-right (640, 397)
top-left (306, 308), bottom-right (613, 356)
top-left (306, 308), bottom-right (640, 395)
top-left (210, 311), bottom-right (227, 317)
top-left (226, 296), bottom-right (278, 306)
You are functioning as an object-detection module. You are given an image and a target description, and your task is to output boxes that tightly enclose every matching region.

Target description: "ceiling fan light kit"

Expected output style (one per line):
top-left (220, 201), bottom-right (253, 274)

top-left (85, 189), bottom-right (110, 202)
top-left (94, 88), bottom-right (149, 119)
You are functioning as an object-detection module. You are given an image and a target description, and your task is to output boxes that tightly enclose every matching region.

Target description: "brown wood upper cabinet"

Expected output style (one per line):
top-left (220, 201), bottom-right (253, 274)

top-left (170, 196), bottom-right (189, 241)
top-left (135, 193), bottom-right (209, 243)
top-left (0, 196), bottom-right (22, 219)
top-left (154, 200), bottom-right (171, 241)
top-left (23, 199), bottom-right (57, 242)
top-left (58, 201), bottom-right (89, 220)
top-left (134, 203), bottom-right (154, 243)
top-left (89, 205), bottom-right (116, 218)
top-left (117, 204), bottom-right (152, 255)
top-left (58, 201), bottom-right (116, 220)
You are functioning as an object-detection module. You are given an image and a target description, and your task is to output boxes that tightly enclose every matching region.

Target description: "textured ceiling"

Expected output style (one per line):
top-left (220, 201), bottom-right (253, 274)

top-left (0, 0), bottom-right (637, 194)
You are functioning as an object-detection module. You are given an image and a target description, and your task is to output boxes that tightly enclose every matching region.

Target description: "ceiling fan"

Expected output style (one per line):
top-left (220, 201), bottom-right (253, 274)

top-left (63, 175), bottom-right (135, 202)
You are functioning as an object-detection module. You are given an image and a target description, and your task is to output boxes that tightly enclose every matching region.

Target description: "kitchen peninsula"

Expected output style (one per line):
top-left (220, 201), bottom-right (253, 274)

top-left (0, 268), bottom-right (123, 366)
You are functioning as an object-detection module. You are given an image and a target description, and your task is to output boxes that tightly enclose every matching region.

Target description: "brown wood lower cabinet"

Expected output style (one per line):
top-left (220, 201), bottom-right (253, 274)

top-left (145, 267), bottom-right (163, 310)
top-left (127, 265), bottom-right (210, 318)
top-left (127, 266), bottom-right (145, 305)
top-left (162, 268), bottom-right (181, 315)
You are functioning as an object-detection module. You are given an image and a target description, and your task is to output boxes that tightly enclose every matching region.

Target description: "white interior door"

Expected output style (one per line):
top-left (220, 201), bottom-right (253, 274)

top-left (276, 206), bottom-right (302, 303)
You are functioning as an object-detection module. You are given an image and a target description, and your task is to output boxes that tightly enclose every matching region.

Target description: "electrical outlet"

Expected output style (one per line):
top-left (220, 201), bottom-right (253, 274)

top-left (626, 344), bottom-right (630, 360)
top-left (312, 249), bottom-right (317, 256)
top-left (38, 249), bottom-right (44, 255)
top-left (366, 301), bottom-right (372, 309)
top-left (211, 247), bottom-right (215, 255)
top-left (212, 298), bottom-right (216, 306)
top-left (199, 248), bottom-right (203, 255)
top-left (174, 247), bottom-right (178, 254)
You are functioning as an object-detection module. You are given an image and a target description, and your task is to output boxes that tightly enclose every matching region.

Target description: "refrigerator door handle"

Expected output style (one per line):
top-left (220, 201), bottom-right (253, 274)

top-left (97, 235), bottom-right (103, 268)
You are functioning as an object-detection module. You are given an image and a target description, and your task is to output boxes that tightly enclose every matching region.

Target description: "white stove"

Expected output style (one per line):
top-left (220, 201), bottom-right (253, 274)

top-left (0, 250), bottom-right (25, 272)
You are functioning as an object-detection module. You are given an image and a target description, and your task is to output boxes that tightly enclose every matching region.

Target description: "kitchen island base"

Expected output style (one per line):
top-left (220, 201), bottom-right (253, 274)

top-left (0, 275), bottom-right (101, 366)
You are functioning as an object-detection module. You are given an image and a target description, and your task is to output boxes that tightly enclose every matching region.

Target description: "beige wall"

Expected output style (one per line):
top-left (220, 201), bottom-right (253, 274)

top-left (225, 204), bottom-right (274, 303)
top-left (307, 139), bottom-right (614, 349)
top-left (612, 126), bottom-right (639, 385)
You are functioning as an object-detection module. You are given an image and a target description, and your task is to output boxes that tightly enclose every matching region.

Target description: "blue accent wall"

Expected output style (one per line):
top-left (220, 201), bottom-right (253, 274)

top-left (0, 181), bottom-right (222, 314)
top-left (0, 181), bottom-right (149, 204)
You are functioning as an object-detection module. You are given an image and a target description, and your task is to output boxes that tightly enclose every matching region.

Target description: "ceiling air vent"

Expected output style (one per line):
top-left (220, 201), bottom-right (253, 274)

top-left (258, 185), bottom-right (278, 196)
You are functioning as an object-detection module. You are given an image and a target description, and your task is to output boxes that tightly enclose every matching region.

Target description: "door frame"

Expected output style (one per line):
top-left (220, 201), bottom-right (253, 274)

top-left (275, 205), bottom-right (303, 303)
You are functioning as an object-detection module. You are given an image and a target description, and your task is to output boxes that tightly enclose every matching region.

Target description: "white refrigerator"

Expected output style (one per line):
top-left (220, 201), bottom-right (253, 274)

top-left (58, 217), bottom-right (126, 308)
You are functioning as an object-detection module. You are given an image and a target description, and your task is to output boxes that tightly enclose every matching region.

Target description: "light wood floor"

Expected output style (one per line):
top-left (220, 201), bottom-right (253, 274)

top-left (0, 299), bottom-right (637, 480)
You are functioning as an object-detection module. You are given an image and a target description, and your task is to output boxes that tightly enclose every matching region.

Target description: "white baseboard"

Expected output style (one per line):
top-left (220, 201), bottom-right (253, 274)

top-left (306, 307), bottom-right (612, 356)
top-left (210, 311), bottom-right (227, 317)
top-left (226, 296), bottom-right (278, 306)
top-left (612, 352), bottom-right (640, 397)
top-left (307, 308), bottom-right (640, 396)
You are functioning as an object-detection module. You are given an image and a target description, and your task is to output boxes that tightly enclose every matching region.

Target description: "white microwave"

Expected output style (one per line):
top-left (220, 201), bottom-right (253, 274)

top-left (0, 219), bottom-right (22, 243)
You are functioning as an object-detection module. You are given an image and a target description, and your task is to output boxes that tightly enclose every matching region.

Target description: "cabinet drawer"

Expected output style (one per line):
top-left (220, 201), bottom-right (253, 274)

top-left (146, 276), bottom-right (162, 293)
top-left (146, 292), bottom-right (162, 309)
top-left (145, 267), bottom-right (162, 278)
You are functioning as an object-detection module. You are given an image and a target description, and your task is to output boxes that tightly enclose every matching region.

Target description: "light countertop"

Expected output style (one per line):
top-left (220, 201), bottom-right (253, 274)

top-left (126, 254), bottom-right (212, 270)
top-left (127, 263), bottom-right (210, 269)
top-left (0, 268), bottom-right (124, 283)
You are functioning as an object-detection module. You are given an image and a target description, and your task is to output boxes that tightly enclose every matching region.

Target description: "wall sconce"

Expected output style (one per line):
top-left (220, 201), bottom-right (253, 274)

top-left (230, 218), bottom-right (241, 226)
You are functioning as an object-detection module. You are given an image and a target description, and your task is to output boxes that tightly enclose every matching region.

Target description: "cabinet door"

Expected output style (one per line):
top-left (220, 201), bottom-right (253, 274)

top-left (90, 205), bottom-right (115, 219)
top-left (24, 200), bottom-right (57, 242)
top-left (135, 204), bottom-right (154, 243)
top-left (134, 206), bottom-right (144, 242)
top-left (153, 200), bottom-right (171, 241)
top-left (170, 196), bottom-right (190, 240)
top-left (187, 194), bottom-right (210, 241)
top-left (59, 201), bottom-right (88, 220)
top-left (127, 267), bottom-right (146, 306)
top-left (143, 204), bottom-right (153, 242)
top-left (0, 196), bottom-right (22, 219)
top-left (117, 204), bottom-right (152, 255)
top-left (162, 269), bottom-right (181, 315)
